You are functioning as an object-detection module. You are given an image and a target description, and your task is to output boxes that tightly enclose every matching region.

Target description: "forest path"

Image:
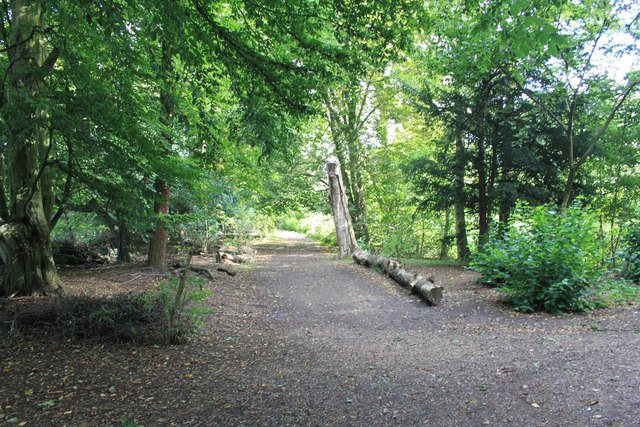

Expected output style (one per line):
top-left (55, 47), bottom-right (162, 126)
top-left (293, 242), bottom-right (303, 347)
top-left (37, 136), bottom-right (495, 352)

top-left (2, 231), bottom-right (638, 425)
top-left (196, 230), bottom-right (640, 425)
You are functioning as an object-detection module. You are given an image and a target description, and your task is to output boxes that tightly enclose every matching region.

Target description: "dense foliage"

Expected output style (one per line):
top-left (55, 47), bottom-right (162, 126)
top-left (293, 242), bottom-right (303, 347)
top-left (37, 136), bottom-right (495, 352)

top-left (470, 203), bottom-right (605, 313)
top-left (621, 222), bottom-right (640, 283)
top-left (1, 0), bottom-right (638, 313)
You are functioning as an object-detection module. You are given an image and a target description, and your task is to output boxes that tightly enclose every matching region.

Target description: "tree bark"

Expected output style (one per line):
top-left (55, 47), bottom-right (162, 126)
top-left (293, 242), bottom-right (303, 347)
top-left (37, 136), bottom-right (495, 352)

top-left (327, 162), bottom-right (358, 259)
top-left (438, 207), bottom-right (451, 260)
top-left (147, 40), bottom-right (174, 271)
top-left (116, 225), bottom-right (131, 263)
top-left (0, 0), bottom-right (60, 296)
top-left (352, 250), bottom-right (443, 305)
top-left (454, 137), bottom-right (470, 261)
top-left (148, 178), bottom-right (170, 270)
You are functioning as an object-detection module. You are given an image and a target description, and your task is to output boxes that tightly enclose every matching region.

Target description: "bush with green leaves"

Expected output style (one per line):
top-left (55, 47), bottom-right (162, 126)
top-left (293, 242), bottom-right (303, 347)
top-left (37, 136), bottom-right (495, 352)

top-left (157, 274), bottom-right (212, 344)
top-left (381, 229), bottom-right (421, 258)
top-left (620, 222), bottom-right (640, 283)
top-left (470, 203), bottom-right (605, 313)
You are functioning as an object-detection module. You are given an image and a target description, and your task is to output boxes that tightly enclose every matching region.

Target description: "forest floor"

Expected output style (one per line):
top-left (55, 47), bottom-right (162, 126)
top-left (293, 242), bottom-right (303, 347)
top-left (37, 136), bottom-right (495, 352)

top-left (1, 230), bottom-right (640, 426)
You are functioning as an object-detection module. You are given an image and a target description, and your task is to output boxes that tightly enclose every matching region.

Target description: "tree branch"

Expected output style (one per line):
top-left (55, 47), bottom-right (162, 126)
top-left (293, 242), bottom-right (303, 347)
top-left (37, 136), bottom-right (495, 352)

top-left (0, 0), bottom-right (10, 45)
top-left (574, 78), bottom-right (640, 171)
top-left (50, 139), bottom-right (74, 229)
top-left (511, 77), bottom-right (568, 132)
top-left (191, 0), bottom-right (312, 111)
top-left (41, 46), bottom-right (60, 73)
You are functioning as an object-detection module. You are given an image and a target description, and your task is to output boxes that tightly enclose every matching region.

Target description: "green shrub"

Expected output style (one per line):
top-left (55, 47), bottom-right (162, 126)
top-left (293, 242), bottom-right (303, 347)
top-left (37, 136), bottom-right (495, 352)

top-left (470, 203), bottom-right (605, 313)
top-left (380, 228), bottom-right (421, 258)
top-left (278, 211), bottom-right (306, 232)
top-left (591, 276), bottom-right (640, 307)
top-left (620, 222), bottom-right (640, 283)
top-left (157, 274), bottom-right (212, 344)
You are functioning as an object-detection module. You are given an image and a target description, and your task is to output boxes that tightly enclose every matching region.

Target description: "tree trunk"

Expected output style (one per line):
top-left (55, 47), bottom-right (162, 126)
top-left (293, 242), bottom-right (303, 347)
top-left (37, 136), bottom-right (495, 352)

top-left (148, 40), bottom-right (174, 271)
top-left (322, 88), bottom-right (371, 244)
top-left (148, 178), bottom-right (170, 270)
top-left (116, 225), bottom-right (131, 263)
top-left (454, 137), bottom-right (470, 261)
top-left (0, 0), bottom-right (61, 296)
top-left (560, 166), bottom-right (576, 209)
top-left (352, 250), bottom-right (443, 305)
top-left (81, 199), bottom-right (131, 263)
top-left (346, 131), bottom-right (370, 244)
top-left (476, 134), bottom-right (489, 240)
top-left (327, 162), bottom-right (358, 259)
top-left (438, 207), bottom-right (451, 260)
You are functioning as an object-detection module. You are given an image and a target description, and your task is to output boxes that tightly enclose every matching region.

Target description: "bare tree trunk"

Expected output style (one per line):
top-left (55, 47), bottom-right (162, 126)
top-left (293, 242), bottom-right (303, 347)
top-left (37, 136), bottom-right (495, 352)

top-left (327, 162), bottom-right (358, 259)
top-left (0, 0), bottom-right (61, 296)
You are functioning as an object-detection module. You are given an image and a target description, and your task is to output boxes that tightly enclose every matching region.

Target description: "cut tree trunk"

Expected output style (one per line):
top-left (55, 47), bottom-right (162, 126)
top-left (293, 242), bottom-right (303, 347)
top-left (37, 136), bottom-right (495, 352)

top-left (214, 245), bottom-right (256, 264)
top-left (327, 162), bottom-right (358, 259)
top-left (352, 250), bottom-right (443, 305)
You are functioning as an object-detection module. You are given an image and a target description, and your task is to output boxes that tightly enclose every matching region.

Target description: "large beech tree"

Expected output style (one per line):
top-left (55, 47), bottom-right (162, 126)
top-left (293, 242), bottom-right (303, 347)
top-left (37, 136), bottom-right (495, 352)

top-left (0, 0), bottom-right (61, 295)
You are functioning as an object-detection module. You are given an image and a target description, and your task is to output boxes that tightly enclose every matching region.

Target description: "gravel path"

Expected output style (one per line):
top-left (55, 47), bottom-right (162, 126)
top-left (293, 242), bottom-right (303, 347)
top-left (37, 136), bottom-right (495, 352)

top-left (198, 231), bottom-right (640, 426)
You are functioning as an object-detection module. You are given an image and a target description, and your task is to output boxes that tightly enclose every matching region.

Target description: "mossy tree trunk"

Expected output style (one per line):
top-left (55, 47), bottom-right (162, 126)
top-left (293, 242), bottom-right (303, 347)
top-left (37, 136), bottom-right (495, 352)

top-left (0, 0), bottom-right (61, 295)
top-left (148, 179), bottom-right (170, 270)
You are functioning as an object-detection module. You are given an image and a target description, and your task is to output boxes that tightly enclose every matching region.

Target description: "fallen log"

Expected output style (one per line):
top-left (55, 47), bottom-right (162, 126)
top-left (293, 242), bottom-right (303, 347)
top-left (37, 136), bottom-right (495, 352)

top-left (352, 250), bottom-right (443, 305)
top-left (173, 261), bottom-right (236, 278)
top-left (189, 265), bottom-right (215, 280)
top-left (220, 253), bottom-right (252, 264)
top-left (214, 245), bottom-right (256, 264)
top-left (216, 264), bottom-right (237, 276)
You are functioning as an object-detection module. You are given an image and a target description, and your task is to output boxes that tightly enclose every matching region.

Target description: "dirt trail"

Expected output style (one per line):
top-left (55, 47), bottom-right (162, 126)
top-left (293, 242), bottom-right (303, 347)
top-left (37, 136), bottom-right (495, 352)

top-left (1, 231), bottom-right (639, 425)
top-left (199, 231), bottom-right (640, 425)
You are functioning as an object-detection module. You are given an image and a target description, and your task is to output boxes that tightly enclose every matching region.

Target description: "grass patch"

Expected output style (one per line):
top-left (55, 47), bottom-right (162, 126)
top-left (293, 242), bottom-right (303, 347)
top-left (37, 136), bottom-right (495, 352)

top-left (589, 277), bottom-right (640, 308)
top-left (402, 258), bottom-right (463, 268)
